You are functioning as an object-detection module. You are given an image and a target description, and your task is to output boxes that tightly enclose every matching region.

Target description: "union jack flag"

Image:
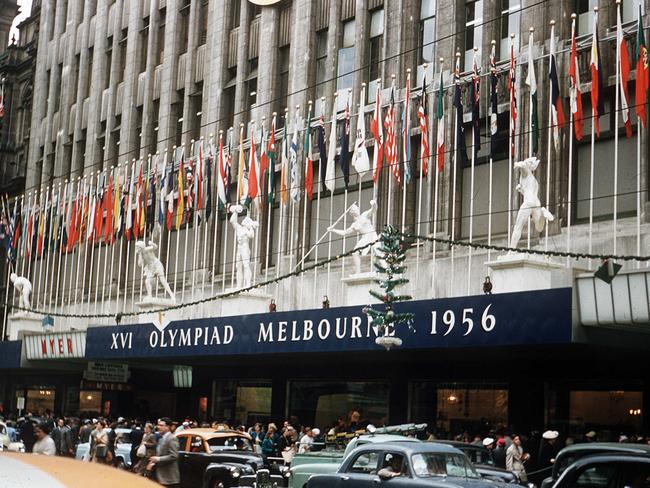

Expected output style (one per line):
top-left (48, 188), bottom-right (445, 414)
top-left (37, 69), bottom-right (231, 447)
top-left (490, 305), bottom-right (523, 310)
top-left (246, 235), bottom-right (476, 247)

top-left (384, 86), bottom-right (399, 184)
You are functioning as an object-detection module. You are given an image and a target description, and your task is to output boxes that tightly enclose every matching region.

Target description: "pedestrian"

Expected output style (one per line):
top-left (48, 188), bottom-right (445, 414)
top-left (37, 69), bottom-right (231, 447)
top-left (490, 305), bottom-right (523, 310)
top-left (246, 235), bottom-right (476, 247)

top-left (52, 418), bottom-right (74, 457)
top-left (262, 430), bottom-right (277, 458)
top-left (493, 438), bottom-right (507, 469)
top-left (19, 417), bottom-right (35, 453)
top-left (251, 423), bottom-right (265, 453)
top-left (506, 434), bottom-right (530, 482)
top-left (135, 423), bottom-right (158, 476)
top-left (298, 428), bottom-right (320, 454)
top-left (347, 411), bottom-right (361, 432)
top-left (79, 419), bottom-right (93, 444)
top-left (90, 420), bottom-right (109, 463)
top-left (538, 430), bottom-right (559, 471)
top-left (33, 423), bottom-right (56, 456)
top-left (149, 417), bottom-right (180, 488)
top-left (482, 437), bottom-right (495, 464)
top-left (130, 420), bottom-right (144, 468)
top-left (584, 430), bottom-right (597, 443)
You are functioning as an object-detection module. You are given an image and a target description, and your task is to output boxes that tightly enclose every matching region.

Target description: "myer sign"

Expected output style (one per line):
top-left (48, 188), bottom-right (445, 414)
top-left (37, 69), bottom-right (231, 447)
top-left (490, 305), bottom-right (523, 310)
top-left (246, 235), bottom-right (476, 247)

top-left (85, 288), bottom-right (573, 360)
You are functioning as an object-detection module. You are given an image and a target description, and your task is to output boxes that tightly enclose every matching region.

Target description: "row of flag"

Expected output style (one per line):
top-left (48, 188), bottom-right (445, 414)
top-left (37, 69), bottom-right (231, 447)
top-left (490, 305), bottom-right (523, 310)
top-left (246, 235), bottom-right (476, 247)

top-left (1, 7), bottom-right (648, 264)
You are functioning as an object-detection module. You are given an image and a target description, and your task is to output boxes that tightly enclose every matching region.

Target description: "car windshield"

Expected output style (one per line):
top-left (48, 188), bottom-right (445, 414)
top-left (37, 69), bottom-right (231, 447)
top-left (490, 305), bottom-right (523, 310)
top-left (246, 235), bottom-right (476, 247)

top-left (411, 453), bottom-right (480, 479)
top-left (207, 436), bottom-right (253, 452)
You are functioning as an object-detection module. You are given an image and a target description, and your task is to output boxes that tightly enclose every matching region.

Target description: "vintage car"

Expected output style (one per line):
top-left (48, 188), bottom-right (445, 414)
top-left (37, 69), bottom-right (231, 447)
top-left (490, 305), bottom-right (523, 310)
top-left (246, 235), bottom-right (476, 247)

top-left (75, 427), bottom-right (133, 468)
top-left (434, 440), bottom-right (524, 485)
top-left (540, 442), bottom-right (650, 488)
top-left (0, 421), bottom-right (25, 452)
top-left (306, 441), bottom-right (510, 488)
top-left (175, 427), bottom-right (287, 488)
top-left (552, 453), bottom-right (650, 488)
top-left (288, 426), bottom-right (423, 488)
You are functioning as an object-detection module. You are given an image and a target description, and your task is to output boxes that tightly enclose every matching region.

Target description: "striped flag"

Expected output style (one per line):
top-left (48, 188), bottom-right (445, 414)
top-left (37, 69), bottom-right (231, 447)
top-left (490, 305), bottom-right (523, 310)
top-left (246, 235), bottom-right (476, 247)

top-left (436, 69), bottom-right (445, 172)
top-left (617, 4), bottom-right (632, 138)
top-left (318, 115), bottom-right (327, 192)
top-left (175, 148), bottom-right (185, 230)
top-left (418, 73), bottom-right (430, 177)
top-left (280, 122), bottom-right (288, 203)
top-left (217, 132), bottom-right (229, 211)
top-left (402, 72), bottom-right (412, 184)
top-left (290, 113), bottom-right (300, 202)
top-left (549, 24), bottom-right (566, 152)
top-left (470, 49), bottom-right (481, 158)
top-left (248, 127), bottom-right (260, 207)
top-left (490, 43), bottom-right (499, 157)
top-left (526, 29), bottom-right (538, 155)
top-left (304, 106), bottom-right (314, 201)
top-left (266, 118), bottom-right (276, 205)
top-left (340, 99), bottom-right (351, 189)
top-left (325, 100), bottom-right (337, 193)
top-left (590, 10), bottom-right (604, 137)
top-left (454, 55), bottom-right (468, 166)
top-left (509, 39), bottom-right (517, 157)
top-left (569, 16), bottom-right (584, 140)
top-left (237, 126), bottom-right (248, 206)
top-left (384, 85), bottom-right (399, 184)
top-left (352, 84), bottom-right (370, 176)
top-left (371, 82), bottom-right (383, 183)
top-left (636, 5), bottom-right (648, 127)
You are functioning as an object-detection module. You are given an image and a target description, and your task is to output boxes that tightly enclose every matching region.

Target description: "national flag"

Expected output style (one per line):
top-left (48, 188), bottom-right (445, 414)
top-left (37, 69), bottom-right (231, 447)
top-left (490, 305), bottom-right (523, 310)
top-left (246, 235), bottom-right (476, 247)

top-left (147, 159), bottom-right (156, 229)
top-left (636, 5), bottom-right (648, 127)
top-left (237, 126), bottom-right (248, 206)
top-left (25, 196), bottom-right (33, 258)
top-left (125, 164), bottom-right (135, 240)
top-left (205, 140), bottom-right (213, 220)
top-left (135, 161), bottom-right (145, 238)
top-left (371, 82), bottom-right (384, 183)
top-left (402, 72), bottom-right (412, 184)
top-left (165, 157), bottom-right (174, 230)
top-left (418, 73), bottom-right (430, 177)
top-left (175, 147), bottom-right (185, 230)
top-left (340, 99), bottom-right (351, 189)
top-left (266, 117), bottom-right (276, 205)
top-left (259, 126), bottom-right (269, 206)
top-left (318, 115), bottom-right (327, 192)
top-left (12, 198), bottom-right (22, 253)
top-left (618, 5), bottom-right (632, 138)
top-left (470, 49), bottom-right (481, 159)
top-left (352, 85), bottom-right (370, 177)
top-left (325, 100), bottom-right (337, 193)
top-left (384, 85), bottom-right (399, 184)
top-left (590, 10), bottom-right (604, 137)
top-left (196, 141), bottom-right (204, 213)
top-left (113, 169), bottom-right (121, 240)
top-left (290, 113), bottom-right (300, 202)
top-left (86, 184), bottom-right (96, 242)
top-left (526, 29), bottom-right (538, 155)
top-left (454, 55), bottom-right (468, 166)
top-left (549, 25), bottom-right (566, 152)
top-left (490, 43), bottom-right (499, 157)
top-left (280, 122), bottom-right (288, 203)
top-left (569, 16), bottom-right (584, 140)
top-left (216, 132), bottom-right (229, 211)
top-left (436, 69), bottom-right (445, 172)
top-left (104, 173), bottom-right (114, 244)
top-left (185, 154), bottom-right (195, 221)
top-left (158, 154), bottom-right (167, 227)
top-left (509, 39), bottom-right (518, 157)
top-left (304, 106), bottom-right (314, 201)
top-left (36, 193), bottom-right (46, 256)
top-left (94, 177), bottom-right (104, 240)
top-left (248, 127), bottom-right (260, 207)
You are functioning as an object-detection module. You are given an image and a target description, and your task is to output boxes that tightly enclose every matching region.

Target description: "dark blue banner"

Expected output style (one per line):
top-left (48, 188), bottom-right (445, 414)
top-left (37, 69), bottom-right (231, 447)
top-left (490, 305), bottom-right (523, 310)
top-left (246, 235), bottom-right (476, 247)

top-left (0, 340), bottom-right (22, 368)
top-left (85, 288), bottom-right (572, 360)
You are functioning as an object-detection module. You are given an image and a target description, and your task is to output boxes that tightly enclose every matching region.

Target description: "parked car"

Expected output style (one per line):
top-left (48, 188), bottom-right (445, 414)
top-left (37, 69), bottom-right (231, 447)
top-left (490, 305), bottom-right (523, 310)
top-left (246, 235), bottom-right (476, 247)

top-left (540, 442), bottom-right (650, 488)
top-left (289, 432), bottom-right (421, 488)
top-left (175, 427), bottom-right (286, 488)
top-left (306, 441), bottom-right (510, 488)
top-left (552, 453), bottom-right (650, 488)
top-left (75, 428), bottom-right (133, 469)
top-left (434, 440), bottom-right (523, 485)
top-left (0, 421), bottom-right (25, 452)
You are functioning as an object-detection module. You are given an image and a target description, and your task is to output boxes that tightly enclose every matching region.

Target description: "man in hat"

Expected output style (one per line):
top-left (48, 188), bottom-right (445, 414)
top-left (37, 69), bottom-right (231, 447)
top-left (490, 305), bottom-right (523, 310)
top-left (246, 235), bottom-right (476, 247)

top-left (482, 437), bottom-right (495, 464)
top-left (538, 430), bottom-right (560, 471)
top-left (493, 438), bottom-right (507, 469)
top-left (585, 430), bottom-right (597, 443)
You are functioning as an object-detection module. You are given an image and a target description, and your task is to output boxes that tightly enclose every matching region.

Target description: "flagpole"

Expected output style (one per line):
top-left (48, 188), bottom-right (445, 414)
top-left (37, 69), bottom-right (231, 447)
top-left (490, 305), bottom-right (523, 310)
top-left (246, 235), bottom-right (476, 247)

top-left (131, 158), bottom-right (144, 310)
top-left (508, 33), bottom-right (515, 247)
top-left (181, 143), bottom-right (192, 303)
top-left (613, 1), bottom-right (622, 256)
top-left (209, 136), bottom-right (220, 296)
top-left (326, 94), bottom-right (337, 301)
top-left (233, 126), bottom-right (244, 289)
top-left (87, 171), bottom-right (100, 312)
top-left (588, 7), bottom-right (598, 268)
top-left (264, 118), bottom-right (274, 288)
top-left (545, 22), bottom-right (555, 254)
top-left (191, 141), bottom-right (201, 300)
top-left (252, 124), bottom-right (262, 288)
top-left (106, 165), bottom-right (118, 307)
top-left (221, 130), bottom-right (232, 292)
top-left (95, 168), bottom-right (107, 314)
top-left (36, 187), bottom-right (49, 310)
top-left (637, 116), bottom-right (642, 269)
top-left (467, 46), bottom-right (478, 296)
top-left (41, 186), bottom-right (54, 311)
top-left (69, 178), bottom-right (82, 308)
top-left (487, 44), bottom-right (494, 267)
top-left (527, 27), bottom-right (535, 250)
top-left (139, 155), bottom-right (150, 304)
top-left (173, 148), bottom-right (183, 297)
top-left (43, 184), bottom-right (58, 311)
top-left (450, 52), bottom-right (460, 297)
top-left (123, 160), bottom-right (136, 311)
top-left (26, 190), bottom-right (37, 296)
top-left (114, 163), bottom-right (126, 310)
top-left (300, 105), bottom-right (311, 307)
top-left (288, 110), bottom-right (299, 292)
top-left (401, 70), bottom-right (410, 236)
top-left (341, 90), bottom-right (352, 279)
top-left (201, 139), bottom-right (211, 304)
top-left (100, 168), bottom-right (112, 310)
top-left (387, 75), bottom-right (395, 228)
top-left (49, 182), bottom-right (63, 311)
top-left (415, 67), bottom-right (426, 295)
top-left (19, 193), bottom-right (29, 286)
top-left (432, 59), bottom-right (443, 298)
top-left (314, 100), bottom-right (324, 306)
top-left (17, 194), bottom-right (26, 308)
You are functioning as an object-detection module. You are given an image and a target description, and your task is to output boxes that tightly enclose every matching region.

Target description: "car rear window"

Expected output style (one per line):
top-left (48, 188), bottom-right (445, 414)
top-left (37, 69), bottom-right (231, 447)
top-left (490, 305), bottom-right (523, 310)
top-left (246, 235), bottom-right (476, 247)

top-left (207, 436), bottom-right (252, 452)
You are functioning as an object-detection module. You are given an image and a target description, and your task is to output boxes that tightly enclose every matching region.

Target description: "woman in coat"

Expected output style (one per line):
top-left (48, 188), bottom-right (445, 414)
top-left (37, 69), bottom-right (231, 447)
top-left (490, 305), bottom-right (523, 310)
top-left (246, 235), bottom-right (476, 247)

top-left (90, 420), bottom-right (109, 463)
top-left (134, 423), bottom-right (158, 475)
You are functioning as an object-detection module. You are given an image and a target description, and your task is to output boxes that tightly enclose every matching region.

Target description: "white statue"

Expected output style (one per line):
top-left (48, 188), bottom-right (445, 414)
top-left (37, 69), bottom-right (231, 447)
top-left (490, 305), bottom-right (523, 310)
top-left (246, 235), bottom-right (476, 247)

top-left (328, 200), bottom-right (381, 274)
top-left (230, 205), bottom-right (259, 289)
top-left (510, 157), bottom-right (555, 249)
top-left (135, 241), bottom-right (175, 301)
top-left (10, 273), bottom-right (32, 311)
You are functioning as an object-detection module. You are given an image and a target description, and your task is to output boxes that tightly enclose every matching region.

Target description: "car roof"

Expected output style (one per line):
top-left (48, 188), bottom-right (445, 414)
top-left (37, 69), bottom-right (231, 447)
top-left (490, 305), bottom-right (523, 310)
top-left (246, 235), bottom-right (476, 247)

top-left (351, 441), bottom-right (463, 456)
top-left (359, 434), bottom-right (421, 444)
top-left (558, 442), bottom-right (650, 457)
top-left (0, 452), bottom-right (159, 487)
top-left (434, 440), bottom-right (485, 450)
top-left (175, 428), bottom-right (252, 440)
top-left (566, 453), bottom-right (650, 471)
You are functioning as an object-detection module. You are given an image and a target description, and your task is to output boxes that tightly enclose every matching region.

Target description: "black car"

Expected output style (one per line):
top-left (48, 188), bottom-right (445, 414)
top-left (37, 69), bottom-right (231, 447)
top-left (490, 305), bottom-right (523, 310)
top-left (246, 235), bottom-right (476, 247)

top-left (552, 454), bottom-right (650, 488)
top-left (540, 443), bottom-right (650, 488)
top-left (175, 428), bottom-right (286, 488)
top-left (434, 440), bottom-right (523, 485)
top-left (307, 441), bottom-right (510, 488)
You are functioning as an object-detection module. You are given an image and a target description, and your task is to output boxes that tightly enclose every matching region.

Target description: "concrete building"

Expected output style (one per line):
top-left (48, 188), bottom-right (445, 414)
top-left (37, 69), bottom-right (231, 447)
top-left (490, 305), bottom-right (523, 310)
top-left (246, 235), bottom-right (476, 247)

top-left (1, 0), bottom-right (649, 438)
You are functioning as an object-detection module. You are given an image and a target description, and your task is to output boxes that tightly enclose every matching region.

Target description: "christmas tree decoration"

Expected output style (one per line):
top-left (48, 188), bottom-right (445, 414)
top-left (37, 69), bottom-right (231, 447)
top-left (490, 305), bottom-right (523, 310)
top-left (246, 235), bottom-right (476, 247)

top-left (363, 225), bottom-right (415, 350)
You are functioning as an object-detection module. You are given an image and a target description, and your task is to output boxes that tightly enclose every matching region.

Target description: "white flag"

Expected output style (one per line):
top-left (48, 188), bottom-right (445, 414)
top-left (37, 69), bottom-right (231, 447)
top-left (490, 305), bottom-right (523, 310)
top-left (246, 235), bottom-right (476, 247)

top-left (325, 99), bottom-right (337, 193)
top-left (352, 86), bottom-right (370, 176)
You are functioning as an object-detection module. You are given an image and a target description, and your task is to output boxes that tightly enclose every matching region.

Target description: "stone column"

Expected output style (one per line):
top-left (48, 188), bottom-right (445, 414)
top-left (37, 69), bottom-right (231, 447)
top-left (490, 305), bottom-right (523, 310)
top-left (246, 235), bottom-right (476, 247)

top-left (201, 0), bottom-right (228, 137)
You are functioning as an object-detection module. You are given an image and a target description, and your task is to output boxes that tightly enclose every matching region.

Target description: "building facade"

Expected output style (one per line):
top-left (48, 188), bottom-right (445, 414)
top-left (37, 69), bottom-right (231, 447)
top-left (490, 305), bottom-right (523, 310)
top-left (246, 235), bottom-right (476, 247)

top-left (1, 0), bottom-right (649, 440)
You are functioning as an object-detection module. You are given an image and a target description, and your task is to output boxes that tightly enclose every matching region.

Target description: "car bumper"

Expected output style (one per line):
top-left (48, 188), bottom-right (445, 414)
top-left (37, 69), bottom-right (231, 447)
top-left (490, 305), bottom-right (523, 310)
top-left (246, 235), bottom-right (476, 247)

top-left (239, 474), bottom-right (287, 487)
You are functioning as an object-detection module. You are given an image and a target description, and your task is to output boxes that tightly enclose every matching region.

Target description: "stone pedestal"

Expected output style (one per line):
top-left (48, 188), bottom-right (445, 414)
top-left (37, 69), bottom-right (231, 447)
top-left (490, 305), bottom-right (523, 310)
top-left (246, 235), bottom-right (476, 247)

top-left (220, 289), bottom-right (272, 316)
top-left (135, 299), bottom-right (179, 331)
top-left (6, 314), bottom-right (45, 340)
top-left (341, 272), bottom-right (381, 306)
top-left (486, 253), bottom-right (568, 294)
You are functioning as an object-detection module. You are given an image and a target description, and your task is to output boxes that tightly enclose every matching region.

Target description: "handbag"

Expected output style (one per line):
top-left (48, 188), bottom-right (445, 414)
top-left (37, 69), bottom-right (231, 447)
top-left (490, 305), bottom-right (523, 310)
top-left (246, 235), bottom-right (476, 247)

top-left (95, 444), bottom-right (108, 459)
top-left (137, 442), bottom-right (147, 458)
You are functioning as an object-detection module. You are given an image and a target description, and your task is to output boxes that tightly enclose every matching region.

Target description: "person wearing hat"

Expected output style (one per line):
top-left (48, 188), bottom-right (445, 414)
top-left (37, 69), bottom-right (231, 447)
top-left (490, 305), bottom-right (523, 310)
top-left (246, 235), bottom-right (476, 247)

top-left (538, 430), bottom-right (560, 471)
top-left (585, 430), bottom-right (597, 443)
top-left (482, 437), bottom-right (495, 464)
top-left (506, 435), bottom-right (530, 482)
top-left (493, 438), bottom-right (507, 469)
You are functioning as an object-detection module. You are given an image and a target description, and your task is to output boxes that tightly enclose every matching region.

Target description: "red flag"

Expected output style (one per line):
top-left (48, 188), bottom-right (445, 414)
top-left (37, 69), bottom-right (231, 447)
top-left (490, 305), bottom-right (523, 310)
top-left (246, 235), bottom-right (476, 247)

top-left (590, 11), bottom-right (603, 137)
top-left (384, 86), bottom-right (399, 184)
top-left (509, 40), bottom-right (517, 157)
top-left (569, 17), bottom-right (584, 140)
top-left (636, 5), bottom-right (648, 127)
top-left (248, 134), bottom-right (259, 202)
top-left (418, 75), bottom-right (430, 178)
top-left (618, 5), bottom-right (632, 138)
top-left (370, 83), bottom-right (383, 183)
top-left (104, 175), bottom-right (114, 244)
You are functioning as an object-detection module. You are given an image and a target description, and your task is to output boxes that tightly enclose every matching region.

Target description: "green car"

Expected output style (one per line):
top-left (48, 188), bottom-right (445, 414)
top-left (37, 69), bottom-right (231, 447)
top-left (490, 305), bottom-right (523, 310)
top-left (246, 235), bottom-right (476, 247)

top-left (287, 433), bottom-right (422, 488)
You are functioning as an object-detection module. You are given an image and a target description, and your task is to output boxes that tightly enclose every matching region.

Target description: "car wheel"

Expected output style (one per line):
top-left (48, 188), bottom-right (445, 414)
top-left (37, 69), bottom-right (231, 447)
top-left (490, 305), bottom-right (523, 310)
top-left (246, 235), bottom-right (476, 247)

top-left (210, 480), bottom-right (225, 488)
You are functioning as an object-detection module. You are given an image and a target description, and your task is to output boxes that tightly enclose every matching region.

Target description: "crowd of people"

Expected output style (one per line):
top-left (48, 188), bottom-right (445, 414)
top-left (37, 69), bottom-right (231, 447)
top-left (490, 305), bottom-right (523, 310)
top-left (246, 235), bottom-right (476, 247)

top-left (2, 409), bottom-right (650, 486)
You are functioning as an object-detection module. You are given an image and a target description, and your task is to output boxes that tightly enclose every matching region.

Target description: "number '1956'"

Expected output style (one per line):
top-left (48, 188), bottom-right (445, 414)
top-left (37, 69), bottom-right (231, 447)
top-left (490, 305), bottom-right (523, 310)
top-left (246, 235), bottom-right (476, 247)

top-left (431, 304), bottom-right (496, 336)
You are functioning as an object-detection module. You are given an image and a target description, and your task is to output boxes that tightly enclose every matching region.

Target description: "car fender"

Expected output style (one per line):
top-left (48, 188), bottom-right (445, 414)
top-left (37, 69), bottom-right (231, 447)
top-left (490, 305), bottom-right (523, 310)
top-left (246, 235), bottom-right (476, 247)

top-left (202, 462), bottom-right (244, 488)
top-left (289, 461), bottom-right (342, 488)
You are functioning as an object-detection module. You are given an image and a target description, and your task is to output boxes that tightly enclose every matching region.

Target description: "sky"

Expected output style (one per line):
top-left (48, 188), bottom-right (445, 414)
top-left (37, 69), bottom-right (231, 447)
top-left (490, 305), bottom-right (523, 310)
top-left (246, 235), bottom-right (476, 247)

top-left (9, 0), bottom-right (32, 45)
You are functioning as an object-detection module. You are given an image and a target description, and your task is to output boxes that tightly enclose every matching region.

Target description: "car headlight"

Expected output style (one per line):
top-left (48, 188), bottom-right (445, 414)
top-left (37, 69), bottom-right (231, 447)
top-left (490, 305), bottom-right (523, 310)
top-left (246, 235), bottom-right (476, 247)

top-left (230, 467), bottom-right (241, 478)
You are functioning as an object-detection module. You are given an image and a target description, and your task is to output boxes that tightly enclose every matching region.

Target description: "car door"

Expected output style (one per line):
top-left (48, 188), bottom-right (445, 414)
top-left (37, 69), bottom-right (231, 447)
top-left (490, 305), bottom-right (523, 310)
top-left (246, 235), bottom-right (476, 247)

top-left (375, 451), bottom-right (417, 488)
top-left (176, 435), bottom-right (195, 488)
top-left (179, 435), bottom-right (212, 488)
top-left (336, 450), bottom-right (382, 488)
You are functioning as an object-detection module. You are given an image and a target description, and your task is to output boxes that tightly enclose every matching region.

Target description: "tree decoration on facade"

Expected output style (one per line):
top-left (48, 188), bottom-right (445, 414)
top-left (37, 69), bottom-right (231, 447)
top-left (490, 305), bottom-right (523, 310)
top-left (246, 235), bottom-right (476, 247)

top-left (363, 225), bottom-right (414, 350)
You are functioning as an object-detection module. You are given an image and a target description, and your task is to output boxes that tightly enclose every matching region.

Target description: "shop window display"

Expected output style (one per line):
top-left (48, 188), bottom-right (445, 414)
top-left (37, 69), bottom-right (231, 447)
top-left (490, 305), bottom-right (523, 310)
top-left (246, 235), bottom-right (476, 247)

top-left (26, 389), bottom-right (55, 415)
top-left (570, 390), bottom-right (643, 431)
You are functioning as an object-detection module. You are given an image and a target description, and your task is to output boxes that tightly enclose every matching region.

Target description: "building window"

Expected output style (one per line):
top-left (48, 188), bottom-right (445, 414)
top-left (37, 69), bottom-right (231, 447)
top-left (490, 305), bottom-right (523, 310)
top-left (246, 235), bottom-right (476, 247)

top-left (48, 4), bottom-right (57, 41)
top-left (118, 29), bottom-right (127, 84)
top-left (150, 100), bottom-right (160, 155)
top-left (104, 46), bottom-right (113, 89)
top-left (212, 380), bottom-right (272, 425)
top-left (179, 1), bottom-right (190, 54)
top-left (464, 0), bottom-right (483, 71)
top-left (337, 20), bottom-right (355, 111)
top-left (246, 57), bottom-right (258, 120)
top-left (437, 385), bottom-right (508, 433)
top-left (26, 389), bottom-right (55, 416)
top-left (367, 9), bottom-right (384, 102)
top-left (223, 86), bottom-right (236, 131)
top-left (419, 0), bottom-right (435, 65)
top-left (315, 30), bottom-right (328, 116)
top-left (198, 0), bottom-right (209, 45)
top-left (499, 0), bottom-right (520, 59)
top-left (570, 391), bottom-right (642, 430)
top-left (188, 88), bottom-right (203, 143)
top-left (140, 18), bottom-right (150, 74)
top-left (86, 47), bottom-right (94, 99)
top-left (276, 46), bottom-right (290, 122)
top-left (54, 64), bottom-right (63, 113)
top-left (157, 9), bottom-right (166, 65)
top-left (231, 0), bottom-right (241, 29)
top-left (577, 0), bottom-right (597, 35)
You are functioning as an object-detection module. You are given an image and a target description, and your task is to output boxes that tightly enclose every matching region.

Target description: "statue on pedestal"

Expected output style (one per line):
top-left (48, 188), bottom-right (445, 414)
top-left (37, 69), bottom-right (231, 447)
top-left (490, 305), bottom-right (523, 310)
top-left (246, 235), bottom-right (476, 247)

top-left (328, 200), bottom-right (380, 274)
top-left (10, 273), bottom-right (32, 311)
top-left (510, 157), bottom-right (555, 250)
top-left (230, 205), bottom-right (259, 289)
top-left (135, 241), bottom-right (175, 302)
